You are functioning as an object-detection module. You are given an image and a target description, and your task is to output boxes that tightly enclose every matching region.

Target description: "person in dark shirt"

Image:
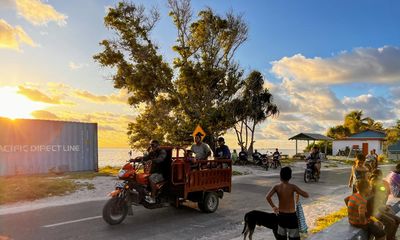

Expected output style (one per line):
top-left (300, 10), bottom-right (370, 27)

top-left (273, 148), bottom-right (281, 161)
top-left (215, 137), bottom-right (231, 159)
top-left (141, 139), bottom-right (166, 204)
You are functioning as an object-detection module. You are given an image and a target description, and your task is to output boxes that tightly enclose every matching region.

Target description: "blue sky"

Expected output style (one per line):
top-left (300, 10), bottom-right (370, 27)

top-left (0, 0), bottom-right (399, 148)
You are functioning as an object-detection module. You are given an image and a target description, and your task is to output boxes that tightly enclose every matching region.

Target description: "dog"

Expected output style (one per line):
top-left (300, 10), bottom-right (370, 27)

top-left (242, 210), bottom-right (278, 240)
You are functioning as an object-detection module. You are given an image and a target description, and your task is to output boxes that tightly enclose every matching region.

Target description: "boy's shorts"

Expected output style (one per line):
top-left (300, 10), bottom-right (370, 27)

top-left (277, 212), bottom-right (300, 240)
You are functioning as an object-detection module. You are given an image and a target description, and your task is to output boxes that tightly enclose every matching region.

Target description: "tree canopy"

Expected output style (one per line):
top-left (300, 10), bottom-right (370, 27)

top-left (94, 0), bottom-right (277, 150)
top-left (327, 110), bottom-right (384, 139)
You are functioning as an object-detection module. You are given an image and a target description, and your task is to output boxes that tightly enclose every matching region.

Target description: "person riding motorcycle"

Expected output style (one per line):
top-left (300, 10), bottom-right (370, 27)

top-left (136, 139), bottom-right (166, 204)
top-left (306, 146), bottom-right (321, 178)
top-left (272, 148), bottom-right (281, 164)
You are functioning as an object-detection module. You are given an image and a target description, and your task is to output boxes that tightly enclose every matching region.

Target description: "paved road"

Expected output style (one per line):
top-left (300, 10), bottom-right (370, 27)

top-left (0, 166), bottom-right (392, 240)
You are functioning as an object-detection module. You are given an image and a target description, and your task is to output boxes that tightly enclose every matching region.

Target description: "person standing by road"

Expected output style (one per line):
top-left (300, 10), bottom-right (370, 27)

top-left (266, 167), bottom-right (309, 240)
top-left (231, 149), bottom-right (238, 164)
top-left (366, 150), bottom-right (378, 172)
top-left (349, 154), bottom-right (369, 193)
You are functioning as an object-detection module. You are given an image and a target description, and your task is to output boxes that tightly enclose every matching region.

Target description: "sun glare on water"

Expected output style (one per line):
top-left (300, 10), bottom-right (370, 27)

top-left (0, 86), bottom-right (47, 119)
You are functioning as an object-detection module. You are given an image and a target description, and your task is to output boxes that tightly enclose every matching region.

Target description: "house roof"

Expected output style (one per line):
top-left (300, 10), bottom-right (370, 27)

top-left (288, 133), bottom-right (333, 141)
top-left (389, 141), bottom-right (400, 153)
top-left (346, 130), bottom-right (386, 139)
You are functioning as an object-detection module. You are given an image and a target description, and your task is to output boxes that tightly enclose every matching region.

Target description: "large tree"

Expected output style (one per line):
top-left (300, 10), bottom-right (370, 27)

top-left (230, 71), bottom-right (278, 152)
top-left (94, 0), bottom-right (249, 149)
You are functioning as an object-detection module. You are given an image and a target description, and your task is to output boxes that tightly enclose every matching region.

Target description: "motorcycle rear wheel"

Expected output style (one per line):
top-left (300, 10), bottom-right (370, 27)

top-left (103, 197), bottom-right (128, 225)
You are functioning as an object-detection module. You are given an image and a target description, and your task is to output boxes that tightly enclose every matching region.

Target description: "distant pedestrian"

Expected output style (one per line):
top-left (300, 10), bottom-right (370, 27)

top-left (266, 167), bottom-right (309, 240)
top-left (366, 150), bottom-right (378, 172)
top-left (231, 149), bottom-right (238, 164)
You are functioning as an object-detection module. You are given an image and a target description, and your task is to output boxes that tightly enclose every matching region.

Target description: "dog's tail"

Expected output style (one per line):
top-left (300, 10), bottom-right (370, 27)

top-left (242, 222), bottom-right (247, 234)
top-left (242, 214), bottom-right (248, 234)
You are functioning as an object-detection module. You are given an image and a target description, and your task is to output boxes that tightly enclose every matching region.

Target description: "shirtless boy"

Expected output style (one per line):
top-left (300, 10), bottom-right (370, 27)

top-left (266, 167), bottom-right (309, 240)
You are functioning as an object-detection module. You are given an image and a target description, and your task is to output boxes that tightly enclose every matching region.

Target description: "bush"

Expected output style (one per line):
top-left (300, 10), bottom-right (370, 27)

top-left (378, 154), bottom-right (387, 162)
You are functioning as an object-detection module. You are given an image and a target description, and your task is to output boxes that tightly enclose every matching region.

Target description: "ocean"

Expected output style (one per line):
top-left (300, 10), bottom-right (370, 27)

top-left (98, 148), bottom-right (298, 167)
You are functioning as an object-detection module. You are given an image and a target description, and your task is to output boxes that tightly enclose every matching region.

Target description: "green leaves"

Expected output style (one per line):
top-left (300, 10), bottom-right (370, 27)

top-left (94, 1), bottom-right (276, 150)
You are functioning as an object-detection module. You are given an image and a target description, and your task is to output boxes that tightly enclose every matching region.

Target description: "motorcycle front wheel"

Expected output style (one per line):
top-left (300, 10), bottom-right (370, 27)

top-left (103, 197), bottom-right (129, 225)
top-left (304, 170), bottom-right (311, 183)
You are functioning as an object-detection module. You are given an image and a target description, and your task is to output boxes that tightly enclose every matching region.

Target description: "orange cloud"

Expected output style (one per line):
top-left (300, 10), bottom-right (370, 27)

top-left (18, 86), bottom-right (61, 104)
top-left (15, 0), bottom-right (67, 26)
top-left (74, 89), bottom-right (128, 104)
top-left (31, 110), bottom-right (59, 120)
top-left (0, 19), bottom-right (36, 50)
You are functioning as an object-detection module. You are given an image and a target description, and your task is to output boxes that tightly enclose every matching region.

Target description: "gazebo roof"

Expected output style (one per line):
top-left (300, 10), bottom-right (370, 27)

top-left (288, 133), bottom-right (333, 141)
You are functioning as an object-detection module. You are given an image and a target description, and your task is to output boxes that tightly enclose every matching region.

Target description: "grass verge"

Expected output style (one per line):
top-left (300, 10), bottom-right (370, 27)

top-left (0, 166), bottom-right (119, 205)
top-left (310, 207), bottom-right (348, 234)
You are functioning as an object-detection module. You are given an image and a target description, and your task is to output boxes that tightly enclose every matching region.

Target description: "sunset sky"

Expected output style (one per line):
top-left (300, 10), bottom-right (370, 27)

top-left (1, 0), bottom-right (400, 149)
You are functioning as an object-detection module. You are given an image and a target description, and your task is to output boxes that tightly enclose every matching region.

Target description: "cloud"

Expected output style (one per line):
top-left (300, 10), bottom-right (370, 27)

top-left (342, 94), bottom-right (396, 120)
top-left (271, 46), bottom-right (400, 85)
top-left (30, 110), bottom-right (59, 119)
top-left (69, 61), bottom-right (86, 70)
top-left (17, 86), bottom-right (61, 104)
top-left (15, 0), bottom-right (67, 26)
top-left (0, 19), bottom-right (36, 50)
top-left (0, 0), bottom-right (15, 8)
top-left (390, 86), bottom-right (400, 101)
top-left (98, 125), bottom-right (116, 131)
top-left (74, 89), bottom-right (129, 104)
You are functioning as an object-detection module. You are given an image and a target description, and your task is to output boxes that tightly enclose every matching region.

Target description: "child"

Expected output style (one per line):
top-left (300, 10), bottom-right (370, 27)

top-left (348, 153), bottom-right (369, 193)
top-left (266, 167), bottom-right (309, 240)
top-left (345, 180), bottom-right (386, 240)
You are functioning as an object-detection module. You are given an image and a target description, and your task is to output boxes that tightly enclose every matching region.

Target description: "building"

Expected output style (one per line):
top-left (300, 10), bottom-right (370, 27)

top-left (332, 130), bottom-right (386, 156)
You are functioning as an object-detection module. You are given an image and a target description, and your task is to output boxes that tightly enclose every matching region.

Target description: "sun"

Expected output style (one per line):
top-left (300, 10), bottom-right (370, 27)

top-left (0, 86), bottom-right (48, 119)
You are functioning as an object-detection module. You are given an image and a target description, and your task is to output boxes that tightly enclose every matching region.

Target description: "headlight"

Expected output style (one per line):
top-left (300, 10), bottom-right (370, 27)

top-left (118, 169), bottom-right (126, 178)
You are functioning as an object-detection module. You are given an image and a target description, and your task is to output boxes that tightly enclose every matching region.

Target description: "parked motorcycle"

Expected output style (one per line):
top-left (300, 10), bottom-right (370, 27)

top-left (237, 150), bottom-right (249, 165)
top-left (304, 162), bottom-right (319, 183)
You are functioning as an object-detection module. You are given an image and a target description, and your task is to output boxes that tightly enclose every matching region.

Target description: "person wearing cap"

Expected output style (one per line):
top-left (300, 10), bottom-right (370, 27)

top-left (215, 137), bottom-right (231, 159)
top-left (191, 134), bottom-right (212, 160)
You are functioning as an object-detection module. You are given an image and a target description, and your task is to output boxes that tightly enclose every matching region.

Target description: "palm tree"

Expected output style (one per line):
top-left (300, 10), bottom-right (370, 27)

top-left (344, 110), bottom-right (373, 134)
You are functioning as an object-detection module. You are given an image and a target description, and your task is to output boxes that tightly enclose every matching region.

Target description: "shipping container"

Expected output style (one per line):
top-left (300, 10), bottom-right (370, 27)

top-left (0, 118), bottom-right (98, 176)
